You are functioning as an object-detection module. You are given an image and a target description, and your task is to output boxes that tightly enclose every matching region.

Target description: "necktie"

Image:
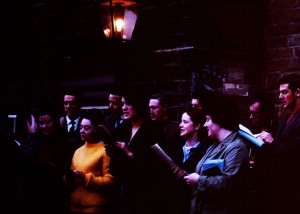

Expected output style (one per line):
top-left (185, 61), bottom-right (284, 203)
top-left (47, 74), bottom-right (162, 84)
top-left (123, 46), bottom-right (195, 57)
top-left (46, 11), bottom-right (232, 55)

top-left (70, 120), bottom-right (75, 133)
top-left (115, 118), bottom-right (120, 128)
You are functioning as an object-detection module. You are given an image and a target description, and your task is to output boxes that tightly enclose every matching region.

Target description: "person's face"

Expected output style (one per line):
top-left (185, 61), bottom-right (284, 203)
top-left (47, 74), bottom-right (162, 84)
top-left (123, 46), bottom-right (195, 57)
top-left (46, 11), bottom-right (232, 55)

top-left (38, 114), bottom-right (55, 136)
top-left (108, 94), bottom-right (122, 115)
top-left (79, 118), bottom-right (96, 142)
top-left (204, 115), bottom-right (220, 140)
top-left (179, 112), bottom-right (199, 138)
top-left (122, 97), bottom-right (136, 120)
top-left (191, 98), bottom-right (203, 109)
top-left (249, 102), bottom-right (264, 128)
top-left (149, 98), bottom-right (166, 121)
top-left (64, 95), bottom-right (79, 117)
top-left (279, 83), bottom-right (297, 109)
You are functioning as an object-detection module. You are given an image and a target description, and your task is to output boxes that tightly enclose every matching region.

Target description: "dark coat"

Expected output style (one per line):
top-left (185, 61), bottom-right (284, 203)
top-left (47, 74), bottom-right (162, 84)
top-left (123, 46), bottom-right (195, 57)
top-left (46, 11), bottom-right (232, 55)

top-left (190, 132), bottom-right (249, 214)
top-left (21, 126), bottom-right (71, 214)
top-left (103, 113), bottom-right (124, 136)
top-left (60, 116), bottom-right (83, 158)
top-left (0, 128), bottom-right (21, 212)
top-left (262, 109), bottom-right (300, 213)
top-left (110, 119), bottom-right (174, 214)
top-left (174, 141), bottom-right (210, 214)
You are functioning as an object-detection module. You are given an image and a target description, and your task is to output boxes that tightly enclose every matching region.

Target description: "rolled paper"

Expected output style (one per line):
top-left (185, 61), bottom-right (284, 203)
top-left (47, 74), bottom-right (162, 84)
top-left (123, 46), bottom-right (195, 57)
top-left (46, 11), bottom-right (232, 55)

top-left (151, 143), bottom-right (188, 180)
top-left (238, 129), bottom-right (264, 147)
top-left (151, 143), bottom-right (176, 167)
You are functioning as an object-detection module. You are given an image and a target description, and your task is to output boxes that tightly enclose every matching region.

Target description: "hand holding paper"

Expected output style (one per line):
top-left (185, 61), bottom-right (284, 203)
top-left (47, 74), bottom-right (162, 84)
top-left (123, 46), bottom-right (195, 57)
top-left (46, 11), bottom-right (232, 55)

top-left (238, 124), bottom-right (264, 147)
top-left (254, 131), bottom-right (274, 144)
top-left (151, 143), bottom-right (188, 180)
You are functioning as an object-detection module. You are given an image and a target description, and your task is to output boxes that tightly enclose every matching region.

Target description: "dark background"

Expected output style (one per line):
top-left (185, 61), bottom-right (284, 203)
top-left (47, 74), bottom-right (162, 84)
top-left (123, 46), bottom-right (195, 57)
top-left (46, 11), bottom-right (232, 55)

top-left (0, 0), bottom-right (267, 133)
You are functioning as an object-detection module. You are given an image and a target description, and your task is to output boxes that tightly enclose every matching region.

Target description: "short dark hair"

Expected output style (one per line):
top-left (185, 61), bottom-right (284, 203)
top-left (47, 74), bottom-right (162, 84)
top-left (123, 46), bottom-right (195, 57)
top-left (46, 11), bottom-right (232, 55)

top-left (191, 88), bottom-right (215, 111)
top-left (184, 106), bottom-right (206, 126)
top-left (122, 88), bottom-right (150, 119)
top-left (62, 88), bottom-right (83, 106)
top-left (206, 95), bottom-right (240, 131)
top-left (248, 92), bottom-right (275, 113)
top-left (108, 87), bottom-right (123, 97)
top-left (278, 74), bottom-right (300, 92)
top-left (149, 93), bottom-right (169, 108)
top-left (82, 109), bottom-right (104, 127)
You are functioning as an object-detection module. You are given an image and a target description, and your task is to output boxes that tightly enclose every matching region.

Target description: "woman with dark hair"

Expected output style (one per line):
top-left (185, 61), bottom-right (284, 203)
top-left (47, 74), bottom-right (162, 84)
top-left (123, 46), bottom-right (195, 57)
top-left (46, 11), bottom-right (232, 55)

top-left (105, 89), bottom-right (171, 214)
top-left (64, 109), bottom-right (114, 214)
top-left (173, 106), bottom-right (211, 214)
top-left (21, 104), bottom-right (71, 214)
top-left (184, 95), bottom-right (250, 214)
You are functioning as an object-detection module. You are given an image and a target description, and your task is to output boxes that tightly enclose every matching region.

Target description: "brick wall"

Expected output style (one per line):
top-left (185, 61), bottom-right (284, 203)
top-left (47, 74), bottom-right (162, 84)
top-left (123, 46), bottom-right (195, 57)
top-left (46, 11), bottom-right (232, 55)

top-left (266, 0), bottom-right (300, 90)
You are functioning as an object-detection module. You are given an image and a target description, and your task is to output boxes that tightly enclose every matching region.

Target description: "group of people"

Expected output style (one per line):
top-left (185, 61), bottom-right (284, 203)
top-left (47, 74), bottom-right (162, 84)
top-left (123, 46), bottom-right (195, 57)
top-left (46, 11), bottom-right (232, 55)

top-left (1, 73), bottom-right (300, 214)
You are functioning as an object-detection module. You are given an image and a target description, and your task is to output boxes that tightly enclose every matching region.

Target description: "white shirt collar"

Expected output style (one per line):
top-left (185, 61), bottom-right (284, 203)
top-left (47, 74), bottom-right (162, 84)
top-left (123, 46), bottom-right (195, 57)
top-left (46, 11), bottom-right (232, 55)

top-left (66, 116), bottom-right (80, 125)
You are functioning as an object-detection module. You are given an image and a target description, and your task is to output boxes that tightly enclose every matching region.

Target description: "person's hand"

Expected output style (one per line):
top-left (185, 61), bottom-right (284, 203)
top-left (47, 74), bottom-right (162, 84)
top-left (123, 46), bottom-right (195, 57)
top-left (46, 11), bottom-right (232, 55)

top-left (26, 114), bottom-right (38, 133)
top-left (104, 141), bottom-right (133, 158)
top-left (115, 142), bottom-right (133, 158)
top-left (72, 170), bottom-right (86, 184)
top-left (64, 169), bottom-right (75, 183)
top-left (73, 170), bottom-right (85, 178)
top-left (255, 131), bottom-right (274, 144)
top-left (171, 166), bottom-right (188, 181)
top-left (64, 169), bottom-right (85, 186)
top-left (184, 173), bottom-right (200, 186)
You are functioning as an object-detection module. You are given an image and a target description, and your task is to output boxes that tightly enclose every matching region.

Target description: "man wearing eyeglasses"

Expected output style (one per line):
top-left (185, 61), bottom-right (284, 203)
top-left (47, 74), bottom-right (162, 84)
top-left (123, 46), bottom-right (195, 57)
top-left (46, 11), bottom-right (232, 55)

top-left (245, 92), bottom-right (278, 213)
top-left (247, 92), bottom-right (277, 135)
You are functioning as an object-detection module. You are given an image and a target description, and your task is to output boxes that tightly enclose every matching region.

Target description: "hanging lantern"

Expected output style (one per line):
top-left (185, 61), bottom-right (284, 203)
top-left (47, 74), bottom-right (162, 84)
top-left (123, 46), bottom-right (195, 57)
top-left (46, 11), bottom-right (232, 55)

top-left (99, 0), bottom-right (139, 41)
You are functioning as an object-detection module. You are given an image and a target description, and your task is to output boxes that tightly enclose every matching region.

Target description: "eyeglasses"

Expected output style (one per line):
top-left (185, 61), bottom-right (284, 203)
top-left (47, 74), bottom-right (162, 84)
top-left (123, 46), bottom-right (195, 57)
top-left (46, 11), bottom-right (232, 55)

top-left (248, 110), bottom-right (261, 116)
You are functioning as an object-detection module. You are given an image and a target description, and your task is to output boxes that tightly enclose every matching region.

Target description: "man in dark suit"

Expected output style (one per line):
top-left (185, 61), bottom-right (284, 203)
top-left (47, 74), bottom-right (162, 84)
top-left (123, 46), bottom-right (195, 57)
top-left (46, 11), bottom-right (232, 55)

top-left (148, 92), bottom-right (185, 213)
top-left (102, 89), bottom-right (124, 214)
top-left (257, 74), bottom-right (300, 214)
top-left (103, 89), bottom-right (124, 135)
top-left (60, 90), bottom-right (83, 159)
top-left (149, 92), bottom-right (182, 158)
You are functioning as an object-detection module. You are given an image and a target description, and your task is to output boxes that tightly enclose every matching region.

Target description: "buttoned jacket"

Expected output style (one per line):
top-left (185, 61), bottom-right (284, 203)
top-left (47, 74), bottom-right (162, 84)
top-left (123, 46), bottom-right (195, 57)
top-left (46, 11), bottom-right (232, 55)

top-left (190, 132), bottom-right (249, 214)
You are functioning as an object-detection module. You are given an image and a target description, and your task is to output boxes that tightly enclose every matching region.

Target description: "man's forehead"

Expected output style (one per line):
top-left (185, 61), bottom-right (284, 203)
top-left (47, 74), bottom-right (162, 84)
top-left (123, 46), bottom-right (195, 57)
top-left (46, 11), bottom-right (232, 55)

top-left (109, 94), bottom-right (121, 99)
top-left (192, 98), bottom-right (200, 104)
top-left (250, 102), bottom-right (261, 109)
top-left (64, 95), bottom-right (77, 101)
top-left (149, 99), bottom-right (160, 105)
top-left (279, 83), bottom-right (289, 90)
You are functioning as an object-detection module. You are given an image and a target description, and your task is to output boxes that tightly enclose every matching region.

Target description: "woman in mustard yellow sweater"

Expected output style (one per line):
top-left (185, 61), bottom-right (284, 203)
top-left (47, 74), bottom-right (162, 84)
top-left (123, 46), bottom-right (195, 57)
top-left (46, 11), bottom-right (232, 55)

top-left (64, 110), bottom-right (114, 214)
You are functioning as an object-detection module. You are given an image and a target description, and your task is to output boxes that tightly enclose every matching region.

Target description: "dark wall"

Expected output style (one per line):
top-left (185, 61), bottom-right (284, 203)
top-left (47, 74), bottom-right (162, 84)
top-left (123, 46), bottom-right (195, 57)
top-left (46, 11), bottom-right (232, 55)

top-left (265, 1), bottom-right (300, 91)
top-left (1, 0), bottom-right (267, 123)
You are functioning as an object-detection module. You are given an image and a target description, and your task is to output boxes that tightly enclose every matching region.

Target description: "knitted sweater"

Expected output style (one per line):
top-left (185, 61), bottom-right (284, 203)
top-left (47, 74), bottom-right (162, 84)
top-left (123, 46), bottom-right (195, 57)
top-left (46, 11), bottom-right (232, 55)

top-left (69, 141), bottom-right (114, 213)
